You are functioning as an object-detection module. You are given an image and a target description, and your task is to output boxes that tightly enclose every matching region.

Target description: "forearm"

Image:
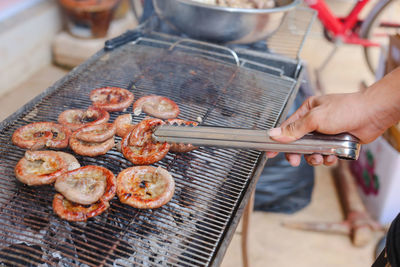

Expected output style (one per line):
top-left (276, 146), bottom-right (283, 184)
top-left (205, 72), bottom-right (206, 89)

top-left (268, 67), bottom-right (400, 166)
top-left (363, 67), bottom-right (400, 131)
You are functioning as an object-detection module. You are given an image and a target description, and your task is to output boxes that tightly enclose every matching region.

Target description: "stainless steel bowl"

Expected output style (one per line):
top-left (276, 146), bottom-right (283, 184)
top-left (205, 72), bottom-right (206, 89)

top-left (152, 0), bottom-right (300, 44)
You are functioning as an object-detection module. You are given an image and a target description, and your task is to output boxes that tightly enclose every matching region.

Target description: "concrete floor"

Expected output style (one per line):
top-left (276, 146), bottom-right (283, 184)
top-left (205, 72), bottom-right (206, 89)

top-left (0, 1), bottom-right (386, 266)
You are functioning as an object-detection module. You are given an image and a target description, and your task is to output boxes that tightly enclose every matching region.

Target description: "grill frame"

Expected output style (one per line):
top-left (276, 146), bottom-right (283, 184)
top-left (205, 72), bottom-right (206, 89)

top-left (0, 32), bottom-right (304, 266)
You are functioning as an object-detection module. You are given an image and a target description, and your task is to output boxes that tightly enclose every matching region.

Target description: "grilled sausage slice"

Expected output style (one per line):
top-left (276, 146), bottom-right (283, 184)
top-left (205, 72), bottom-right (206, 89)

top-left (69, 137), bottom-right (115, 157)
top-left (117, 166), bottom-right (175, 209)
top-left (55, 165), bottom-right (115, 205)
top-left (12, 122), bottom-right (71, 150)
top-left (114, 114), bottom-right (136, 137)
top-left (56, 152), bottom-right (80, 171)
top-left (58, 107), bottom-right (110, 132)
top-left (121, 118), bottom-right (170, 165)
top-left (53, 165), bottom-right (116, 222)
top-left (52, 194), bottom-right (110, 222)
top-left (90, 87), bottom-right (134, 112)
top-left (15, 151), bottom-right (68, 186)
top-left (73, 123), bottom-right (116, 143)
top-left (133, 95), bottom-right (180, 119)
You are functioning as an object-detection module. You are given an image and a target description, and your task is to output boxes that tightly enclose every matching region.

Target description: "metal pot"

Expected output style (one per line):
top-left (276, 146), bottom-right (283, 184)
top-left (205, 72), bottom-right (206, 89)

top-left (152, 0), bottom-right (300, 44)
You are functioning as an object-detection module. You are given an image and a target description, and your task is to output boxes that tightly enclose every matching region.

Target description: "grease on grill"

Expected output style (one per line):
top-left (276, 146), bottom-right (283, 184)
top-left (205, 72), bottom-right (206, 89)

top-left (219, 99), bottom-right (236, 117)
top-left (179, 76), bottom-right (219, 105)
top-left (0, 243), bottom-right (45, 266)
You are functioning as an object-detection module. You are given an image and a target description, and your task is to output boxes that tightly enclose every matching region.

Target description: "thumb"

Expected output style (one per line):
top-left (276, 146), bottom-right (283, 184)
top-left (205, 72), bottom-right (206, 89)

top-left (269, 113), bottom-right (317, 143)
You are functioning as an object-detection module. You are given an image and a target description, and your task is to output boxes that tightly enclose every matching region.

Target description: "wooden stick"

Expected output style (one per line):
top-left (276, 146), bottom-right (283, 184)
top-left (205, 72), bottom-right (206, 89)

top-left (282, 221), bottom-right (350, 235)
top-left (334, 160), bottom-right (376, 246)
top-left (282, 160), bottom-right (384, 247)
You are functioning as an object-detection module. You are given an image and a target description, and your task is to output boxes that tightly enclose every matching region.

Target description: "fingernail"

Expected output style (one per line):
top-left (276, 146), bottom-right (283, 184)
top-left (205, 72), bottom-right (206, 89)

top-left (266, 152), bottom-right (278, 158)
top-left (310, 158), bottom-right (321, 165)
top-left (269, 127), bottom-right (282, 137)
top-left (326, 155), bottom-right (336, 164)
top-left (290, 157), bottom-right (301, 167)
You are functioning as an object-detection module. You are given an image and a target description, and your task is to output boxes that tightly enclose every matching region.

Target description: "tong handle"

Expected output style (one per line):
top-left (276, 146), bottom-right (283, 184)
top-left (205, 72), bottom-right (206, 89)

top-left (285, 132), bottom-right (360, 160)
top-left (288, 132), bottom-right (359, 146)
top-left (104, 30), bottom-right (142, 51)
top-left (152, 126), bottom-right (361, 160)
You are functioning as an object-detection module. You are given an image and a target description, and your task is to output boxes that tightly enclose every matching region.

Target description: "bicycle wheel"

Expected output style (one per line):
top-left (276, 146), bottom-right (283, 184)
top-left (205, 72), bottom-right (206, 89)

top-left (360, 0), bottom-right (400, 74)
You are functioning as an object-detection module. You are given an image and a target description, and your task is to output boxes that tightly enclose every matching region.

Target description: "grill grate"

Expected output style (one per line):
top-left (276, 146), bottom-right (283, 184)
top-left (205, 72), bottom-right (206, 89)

top-left (0, 33), bottom-right (301, 266)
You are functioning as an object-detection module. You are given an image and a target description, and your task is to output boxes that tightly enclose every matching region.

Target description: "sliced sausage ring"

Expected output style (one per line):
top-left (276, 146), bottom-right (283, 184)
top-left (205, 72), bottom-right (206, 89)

top-left (69, 135), bottom-right (115, 157)
top-left (74, 123), bottom-right (116, 143)
top-left (52, 193), bottom-right (110, 222)
top-left (58, 107), bottom-right (110, 132)
top-left (53, 165), bottom-right (116, 222)
top-left (90, 87), bottom-right (134, 112)
top-left (114, 114), bottom-right (136, 138)
top-left (55, 151), bottom-right (80, 171)
top-left (122, 118), bottom-right (170, 165)
top-left (14, 150), bottom-right (68, 186)
top-left (12, 122), bottom-right (71, 150)
top-left (55, 165), bottom-right (116, 205)
top-left (117, 166), bottom-right (175, 209)
top-left (133, 95), bottom-right (180, 119)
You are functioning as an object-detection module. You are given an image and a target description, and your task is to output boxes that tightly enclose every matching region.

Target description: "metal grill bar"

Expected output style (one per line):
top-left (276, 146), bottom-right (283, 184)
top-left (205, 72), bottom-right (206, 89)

top-left (0, 186), bottom-right (220, 266)
top-left (0, 32), bottom-right (302, 266)
top-left (0, 225), bottom-right (102, 266)
top-left (0, 202), bottom-right (189, 266)
top-left (0, 239), bottom-right (57, 266)
top-left (104, 219), bottom-right (211, 266)
top-left (0, 204), bottom-right (137, 263)
top-left (0, 223), bottom-right (97, 266)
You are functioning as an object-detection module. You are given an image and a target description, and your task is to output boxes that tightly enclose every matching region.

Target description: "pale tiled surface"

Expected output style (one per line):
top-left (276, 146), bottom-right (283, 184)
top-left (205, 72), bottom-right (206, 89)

top-left (0, 0), bottom-right (62, 97)
top-left (221, 167), bottom-right (381, 267)
top-left (0, 1), bottom-right (385, 266)
top-left (0, 65), bottom-right (67, 121)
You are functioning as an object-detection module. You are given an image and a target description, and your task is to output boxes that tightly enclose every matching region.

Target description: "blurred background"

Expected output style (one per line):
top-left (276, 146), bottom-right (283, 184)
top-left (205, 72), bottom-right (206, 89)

top-left (1, 0), bottom-right (399, 266)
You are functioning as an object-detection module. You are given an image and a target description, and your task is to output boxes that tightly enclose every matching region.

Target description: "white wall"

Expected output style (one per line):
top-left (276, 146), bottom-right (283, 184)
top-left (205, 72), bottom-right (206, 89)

top-left (0, 0), bottom-right (62, 97)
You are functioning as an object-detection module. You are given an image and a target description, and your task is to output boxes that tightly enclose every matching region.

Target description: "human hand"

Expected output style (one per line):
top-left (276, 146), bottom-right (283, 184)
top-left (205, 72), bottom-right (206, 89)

top-left (266, 92), bottom-right (392, 167)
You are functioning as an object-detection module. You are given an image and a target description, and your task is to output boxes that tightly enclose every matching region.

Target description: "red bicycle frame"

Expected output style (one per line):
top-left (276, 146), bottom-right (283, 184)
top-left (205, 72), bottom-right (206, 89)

top-left (304, 0), bottom-right (379, 46)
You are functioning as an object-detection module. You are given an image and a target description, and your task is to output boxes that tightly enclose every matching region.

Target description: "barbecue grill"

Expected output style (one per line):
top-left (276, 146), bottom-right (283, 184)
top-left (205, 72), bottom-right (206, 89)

top-left (0, 8), bottom-right (315, 267)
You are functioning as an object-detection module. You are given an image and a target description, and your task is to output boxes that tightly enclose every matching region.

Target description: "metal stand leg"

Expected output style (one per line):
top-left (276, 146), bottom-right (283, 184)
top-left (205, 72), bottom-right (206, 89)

top-left (241, 191), bottom-right (255, 267)
top-left (315, 43), bottom-right (339, 95)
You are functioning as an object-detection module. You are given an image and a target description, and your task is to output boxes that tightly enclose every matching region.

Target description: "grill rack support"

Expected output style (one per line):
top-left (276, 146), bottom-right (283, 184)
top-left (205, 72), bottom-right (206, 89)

top-left (1, 31), bottom-right (307, 266)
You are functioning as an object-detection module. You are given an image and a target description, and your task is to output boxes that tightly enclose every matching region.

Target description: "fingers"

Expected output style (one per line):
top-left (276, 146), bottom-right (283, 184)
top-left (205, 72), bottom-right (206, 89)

top-left (268, 153), bottom-right (338, 166)
top-left (285, 153), bottom-right (301, 167)
top-left (304, 154), bottom-right (338, 166)
top-left (266, 96), bottom-right (331, 166)
top-left (265, 151), bottom-right (301, 167)
top-left (281, 96), bottom-right (317, 128)
top-left (284, 154), bottom-right (338, 166)
top-left (269, 112), bottom-right (318, 143)
top-left (266, 151), bottom-right (279, 158)
top-left (304, 154), bottom-right (324, 166)
top-left (271, 96), bottom-right (319, 142)
top-left (323, 155), bottom-right (338, 166)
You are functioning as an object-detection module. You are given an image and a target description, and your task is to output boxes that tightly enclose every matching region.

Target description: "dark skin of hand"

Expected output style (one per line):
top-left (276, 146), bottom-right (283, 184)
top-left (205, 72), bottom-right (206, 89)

top-left (267, 67), bottom-right (400, 167)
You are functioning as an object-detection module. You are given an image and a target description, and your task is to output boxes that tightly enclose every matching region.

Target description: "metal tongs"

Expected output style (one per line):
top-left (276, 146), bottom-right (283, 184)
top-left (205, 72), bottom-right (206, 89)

top-left (152, 125), bottom-right (361, 160)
